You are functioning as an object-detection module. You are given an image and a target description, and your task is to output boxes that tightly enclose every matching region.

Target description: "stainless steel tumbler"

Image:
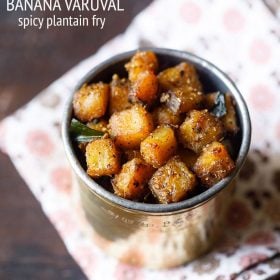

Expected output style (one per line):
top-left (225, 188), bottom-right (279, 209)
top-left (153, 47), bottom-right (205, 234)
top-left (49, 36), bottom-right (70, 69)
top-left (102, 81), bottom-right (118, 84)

top-left (62, 48), bottom-right (251, 269)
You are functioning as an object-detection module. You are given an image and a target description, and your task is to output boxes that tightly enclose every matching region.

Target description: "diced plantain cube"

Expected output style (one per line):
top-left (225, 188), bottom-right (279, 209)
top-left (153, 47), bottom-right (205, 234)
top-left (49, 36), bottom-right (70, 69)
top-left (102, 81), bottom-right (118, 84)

top-left (222, 94), bottom-right (239, 134)
top-left (86, 138), bottom-right (121, 178)
top-left (179, 148), bottom-right (199, 170)
top-left (125, 51), bottom-right (158, 82)
top-left (161, 87), bottom-right (203, 114)
top-left (109, 74), bottom-right (132, 114)
top-left (149, 156), bottom-right (197, 204)
top-left (193, 141), bottom-right (235, 187)
top-left (152, 105), bottom-right (183, 126)
top-left (109, 104), bottom-right (154, 149)
top-left (140, 125), bottom-right (177, 168)
top-left (158, 62), bottom-right (202, 91)
top-left (179, 110), bottom-right (224, 153)
top-left (73, 82), bottom-right (109, 122)
top-left (112, 158), bottom-right (154, 200)
top-left (158, 62), bottom-right (203, 114)
top-left (87, 119), bottom-right (108, 133)
top-left (129, 70), bottom-right (158, 106)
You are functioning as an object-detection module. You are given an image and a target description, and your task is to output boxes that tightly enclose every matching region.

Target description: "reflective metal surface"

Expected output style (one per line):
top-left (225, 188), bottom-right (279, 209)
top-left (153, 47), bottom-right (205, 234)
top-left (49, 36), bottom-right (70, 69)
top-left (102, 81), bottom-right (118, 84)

top-left (78, 177), bottom-right (235, 268)
top-left (62, 48), bottom-right (251, 268)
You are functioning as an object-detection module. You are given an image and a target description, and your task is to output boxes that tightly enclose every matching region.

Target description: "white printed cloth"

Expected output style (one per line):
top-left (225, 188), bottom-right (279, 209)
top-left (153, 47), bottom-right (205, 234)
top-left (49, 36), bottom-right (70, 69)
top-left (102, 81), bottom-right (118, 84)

top-left (1, 0), bottom-right (280, 279)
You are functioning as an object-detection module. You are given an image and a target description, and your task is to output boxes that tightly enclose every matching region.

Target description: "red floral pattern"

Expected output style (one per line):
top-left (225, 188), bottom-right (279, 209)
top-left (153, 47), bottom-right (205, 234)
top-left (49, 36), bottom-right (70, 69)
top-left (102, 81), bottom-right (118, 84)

top-left (239, 252), bottom-right (268, 269)
top-left (50, 166), bottom-right (72, 193)
top-left (249, 84), bottom-right (276, 111)
top-left (180, 1), bottom-right (202, 24)
top-left (25, 130), bottom-right (54, 157)
top-left (223, 8), bottom-right (245, 32)
top-left (249, 39), bottom-right (271, 64)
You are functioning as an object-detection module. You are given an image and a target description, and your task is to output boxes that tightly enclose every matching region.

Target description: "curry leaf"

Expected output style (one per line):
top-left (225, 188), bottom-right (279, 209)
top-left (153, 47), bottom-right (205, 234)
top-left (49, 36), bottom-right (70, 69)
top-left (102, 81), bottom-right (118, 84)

top-left (70, 118), bottom-right (104, 143)
top-left (211, 91), bottom-right (227, 117)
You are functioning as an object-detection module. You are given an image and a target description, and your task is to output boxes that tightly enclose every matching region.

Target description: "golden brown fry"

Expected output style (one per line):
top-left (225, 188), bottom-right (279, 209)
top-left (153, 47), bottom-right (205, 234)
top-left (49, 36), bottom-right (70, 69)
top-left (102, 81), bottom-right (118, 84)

top-left (109, 104), bottom-right (154, 149)
top-left (162, 87), bottom-right (203, 114)
top-left (179, 110), bottom-right (224, 153)
top-left (149, 156), bottom-right (197, 204)
top-left (73, 82), bottom-right (109, 122)
top-left (140, 125), bottom-right (177, 168)
top-left (72, 51), bottom-right (240, 204)
top-left (125, 51), bottom-right (158, 82)
top-left (86, 138), bottom-right (121, 178)
top-left (109, 74), bottom-right (132, 114)
top-left (112, 158), bottom-right (154, 200)
top-left (158, 62), bottom-right (202, 91)
top-left (193, 141), bottom-right (235, 187)
top-left (158, 62), bottom-right (203, 114)
top-left (129, 70), bottom-right (158, 106)
top-left (152, 105), bottom-right (183, 126)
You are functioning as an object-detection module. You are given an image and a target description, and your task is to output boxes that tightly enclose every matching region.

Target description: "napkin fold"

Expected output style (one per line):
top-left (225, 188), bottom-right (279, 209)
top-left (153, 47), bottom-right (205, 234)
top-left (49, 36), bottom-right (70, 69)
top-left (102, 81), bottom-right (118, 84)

top-left (1, 0), bottom-right (280, 279)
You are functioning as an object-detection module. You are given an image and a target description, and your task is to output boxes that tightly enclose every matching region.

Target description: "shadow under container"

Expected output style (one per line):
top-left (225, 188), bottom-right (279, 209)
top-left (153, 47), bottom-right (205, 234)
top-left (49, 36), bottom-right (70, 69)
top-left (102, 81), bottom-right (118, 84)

top-left (62, 48), bottom-right (251, 269)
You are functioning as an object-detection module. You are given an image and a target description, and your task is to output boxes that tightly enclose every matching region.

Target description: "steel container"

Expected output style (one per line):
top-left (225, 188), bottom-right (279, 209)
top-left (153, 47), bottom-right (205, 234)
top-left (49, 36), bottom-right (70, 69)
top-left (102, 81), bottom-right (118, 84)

top-left (62, 48), bottom-right (251, 269)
